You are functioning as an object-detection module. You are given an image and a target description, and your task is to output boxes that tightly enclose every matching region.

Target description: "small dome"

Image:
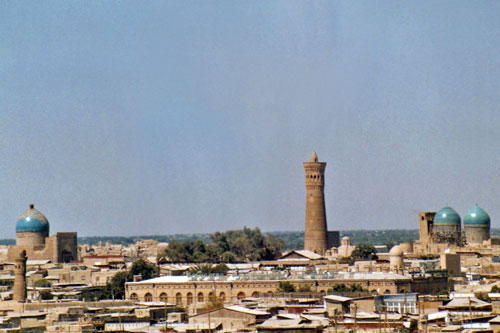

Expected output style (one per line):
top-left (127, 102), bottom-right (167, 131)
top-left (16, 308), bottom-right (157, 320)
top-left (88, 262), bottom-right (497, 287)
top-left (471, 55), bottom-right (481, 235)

top-left (342, 236), bottom-right (350, 241)
top-left (15, 204), bottom-right (49, 234)
top-left (464, 205), bottom-right (490, 227)
top-left (434, 206), bottom-right (461, 225)
top-left (389, 245), bottom-right (403, 256)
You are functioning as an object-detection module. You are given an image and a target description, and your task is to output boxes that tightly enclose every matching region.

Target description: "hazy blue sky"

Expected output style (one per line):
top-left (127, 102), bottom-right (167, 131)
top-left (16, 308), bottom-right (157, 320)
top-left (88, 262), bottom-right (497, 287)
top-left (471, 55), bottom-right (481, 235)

top-left (1, 1), bottom-right (500, 237)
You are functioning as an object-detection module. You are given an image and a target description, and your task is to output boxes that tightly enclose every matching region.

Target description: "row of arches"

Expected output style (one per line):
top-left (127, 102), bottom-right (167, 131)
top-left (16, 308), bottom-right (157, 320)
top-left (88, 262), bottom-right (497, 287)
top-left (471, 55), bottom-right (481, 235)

top-left (129, 290), bottom-right (278, 304)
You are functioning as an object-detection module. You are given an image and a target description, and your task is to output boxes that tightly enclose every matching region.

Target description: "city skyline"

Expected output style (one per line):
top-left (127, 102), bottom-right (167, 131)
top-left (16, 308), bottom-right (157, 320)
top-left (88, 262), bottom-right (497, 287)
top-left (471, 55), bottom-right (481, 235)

top-left (2, 1), bottom-right (500, 237)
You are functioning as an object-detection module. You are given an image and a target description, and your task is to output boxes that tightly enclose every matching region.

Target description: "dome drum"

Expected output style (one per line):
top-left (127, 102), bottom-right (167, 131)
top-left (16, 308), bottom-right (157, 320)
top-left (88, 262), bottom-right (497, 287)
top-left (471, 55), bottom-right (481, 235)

top-left (465, 227), bottom-right (489, 244)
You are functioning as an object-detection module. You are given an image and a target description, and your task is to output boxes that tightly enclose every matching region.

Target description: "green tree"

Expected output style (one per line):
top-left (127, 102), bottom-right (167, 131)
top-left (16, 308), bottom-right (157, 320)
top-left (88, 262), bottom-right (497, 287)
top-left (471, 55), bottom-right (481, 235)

top-left (34, 279), bottom-right (52, 288)
top-left (128, 259), bottom-right (158, 281)
top-left (189, 263), bottom-right (229, 275)
top-left (327, 283), bottom-right (366, 293)
top-left (107, 271), bottom-right (128, 300)
top-left (40, 291), bottom-right (53, 300)
top-left (277, 281), bottom-right (296, 293)
top-left (338, 256), bottom-right (354, 265)
top-left (350, 244), bottom-right (378, 261)
top-left (163, 227), bottom-right (284, 263)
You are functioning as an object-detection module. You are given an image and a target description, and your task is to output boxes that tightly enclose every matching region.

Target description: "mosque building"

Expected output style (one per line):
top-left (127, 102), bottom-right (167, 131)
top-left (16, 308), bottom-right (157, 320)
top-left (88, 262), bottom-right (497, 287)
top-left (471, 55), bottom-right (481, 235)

top-left (413, 204), bottom-right (493, 255)
top-left (7, 204), bottom-right (78, 263)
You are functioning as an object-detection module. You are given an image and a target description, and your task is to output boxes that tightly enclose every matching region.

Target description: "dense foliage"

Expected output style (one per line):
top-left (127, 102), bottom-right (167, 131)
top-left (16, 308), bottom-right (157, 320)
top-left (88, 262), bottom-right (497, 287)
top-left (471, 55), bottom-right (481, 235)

top-left (164, 227), bottom-right (283, 263)
top-left (277, 281), bottom-right (296, 293)
top-left (350, 244), bottom-right (378, 261)
top-left (189, 264), bottom-right (229, 275)
top-left (328, 283), bottom-right (366, 293)
top-left (128, 258), bottom-right (158, 280)
top-left (34, 279), bottom-right (52, 288)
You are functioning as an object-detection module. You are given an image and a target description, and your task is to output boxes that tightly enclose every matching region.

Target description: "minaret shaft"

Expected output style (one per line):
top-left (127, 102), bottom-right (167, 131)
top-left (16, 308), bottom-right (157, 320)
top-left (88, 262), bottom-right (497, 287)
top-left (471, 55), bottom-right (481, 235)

top-left (303, 152), bottom-right (328, 255)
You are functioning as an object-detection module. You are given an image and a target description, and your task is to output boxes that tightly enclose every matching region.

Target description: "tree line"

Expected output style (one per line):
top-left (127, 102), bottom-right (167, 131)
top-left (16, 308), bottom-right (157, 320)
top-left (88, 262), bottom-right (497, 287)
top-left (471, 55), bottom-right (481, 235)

top-left (163, 227), bottom-right (284, 263)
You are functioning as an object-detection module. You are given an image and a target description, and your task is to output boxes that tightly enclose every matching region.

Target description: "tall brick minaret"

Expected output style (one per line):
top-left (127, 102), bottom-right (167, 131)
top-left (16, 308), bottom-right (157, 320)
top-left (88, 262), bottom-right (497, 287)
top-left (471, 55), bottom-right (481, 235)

top-left (13, 250), bottom-right (27, 302)
top-left (303, 151), bottom-right (328, 255)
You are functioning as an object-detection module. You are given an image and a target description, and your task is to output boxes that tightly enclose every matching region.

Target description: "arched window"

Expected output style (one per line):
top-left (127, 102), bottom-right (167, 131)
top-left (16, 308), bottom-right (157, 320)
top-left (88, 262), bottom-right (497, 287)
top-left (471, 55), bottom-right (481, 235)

top-left (219, 292), bottom-right (226, 301)
top-left (159, 293), bottom-right (168, 302)
top-left (187, 292), bottom-right (193, 305)
top-left (267, 291), bottom-right (274, 297)
top-left (237, 292), bottom-right (245, 300)
top-left (144, 293), bottom-right (152, 302)
top-left (130, 293), bottom-right (138, 301)
top-left (384, 290), bottom-right (391, 294)
top-left (197, 292), bottom-right (204, 302)
top-left (252, 291), bottom-right (260, 298)
top-left (61, 250), bottom-right (74, 263)
top-left (208, 291), bottom-right (214, 301)
top-left (175, 293), bottom-right (182, 306)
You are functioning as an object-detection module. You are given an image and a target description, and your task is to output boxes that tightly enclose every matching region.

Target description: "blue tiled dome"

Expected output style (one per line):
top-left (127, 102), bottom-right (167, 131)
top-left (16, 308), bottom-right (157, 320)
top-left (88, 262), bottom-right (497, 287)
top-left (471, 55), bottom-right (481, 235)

top-left (464, 205), bottom-right (490, 227)
top-left (434, 206), bottom-right (461, 225)
top-left (15, 204), bottom-right (49, 234)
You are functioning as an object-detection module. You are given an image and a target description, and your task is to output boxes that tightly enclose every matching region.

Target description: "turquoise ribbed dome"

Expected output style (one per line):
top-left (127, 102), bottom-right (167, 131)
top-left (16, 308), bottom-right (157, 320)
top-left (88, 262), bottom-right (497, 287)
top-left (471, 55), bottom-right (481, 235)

top-left (464, 205), bottom-right (490, 226)
top-left (15, 204), bottom-right (49, 233)
top-left (434, 206), bottom-right (461, 225)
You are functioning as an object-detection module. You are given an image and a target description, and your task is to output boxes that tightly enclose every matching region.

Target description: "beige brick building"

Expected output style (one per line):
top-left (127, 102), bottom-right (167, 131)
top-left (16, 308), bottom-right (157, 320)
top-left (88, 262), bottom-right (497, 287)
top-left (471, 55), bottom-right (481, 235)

top-left (125, 272), bottom-right (447, 306)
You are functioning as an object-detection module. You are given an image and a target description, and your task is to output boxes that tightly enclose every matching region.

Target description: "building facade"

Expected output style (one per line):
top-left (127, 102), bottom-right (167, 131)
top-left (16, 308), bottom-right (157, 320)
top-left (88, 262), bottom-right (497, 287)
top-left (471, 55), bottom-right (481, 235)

top-left (124, 273), bottom-right (447, 305)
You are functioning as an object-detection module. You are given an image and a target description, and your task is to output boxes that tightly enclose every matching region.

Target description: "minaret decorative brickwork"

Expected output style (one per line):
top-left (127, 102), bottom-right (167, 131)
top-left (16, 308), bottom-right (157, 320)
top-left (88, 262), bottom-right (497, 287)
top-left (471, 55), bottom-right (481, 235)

top-left (13, 250), bottom-right (27, 302)
top-left (303, 151), bottom-right (328, 255)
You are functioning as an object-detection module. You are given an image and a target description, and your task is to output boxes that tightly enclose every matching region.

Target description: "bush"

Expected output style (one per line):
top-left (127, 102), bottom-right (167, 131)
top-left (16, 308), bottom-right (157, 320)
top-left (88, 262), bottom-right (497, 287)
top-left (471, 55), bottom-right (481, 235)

top-left (34, 279), bottom-right (52, 288)
top-left (277, 281), bottom-right (296, 293)
top-left (351, 244), bottom-right (378, 261)
top-left (40, 291), bottom-right (53, 300)
top-left (190, 263), bottom-right (229, 275)
top-left (328, 283), bottom-right (366, 293)
top-left (297, 285), bottom-right (312, 292)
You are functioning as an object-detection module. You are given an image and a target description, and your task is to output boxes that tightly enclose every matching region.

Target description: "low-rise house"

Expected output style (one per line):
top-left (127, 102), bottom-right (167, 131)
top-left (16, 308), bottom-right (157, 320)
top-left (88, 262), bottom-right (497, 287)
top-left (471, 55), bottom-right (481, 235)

top-left (189, 305), bottom-right (270, 331)
top-left (256, 314), bottom-right (326, 332)
top-left (439, 296), bottom-right (492, 315)
top-left (323, 295), bottom-right (351, 317)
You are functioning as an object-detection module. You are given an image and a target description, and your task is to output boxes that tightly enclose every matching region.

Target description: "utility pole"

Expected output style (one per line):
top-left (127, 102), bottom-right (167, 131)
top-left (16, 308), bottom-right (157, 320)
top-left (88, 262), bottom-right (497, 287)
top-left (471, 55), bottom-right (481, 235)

top-left (469, 297), bottom-right (473, 320)
top-left (354, 303), bottom-right (357, 331)
top-left (333, 309), bottom-right (338, 333)
top-left (208, 309), bottom-right (212, 332)
top-left (384, 305), bottom-right (388, 332)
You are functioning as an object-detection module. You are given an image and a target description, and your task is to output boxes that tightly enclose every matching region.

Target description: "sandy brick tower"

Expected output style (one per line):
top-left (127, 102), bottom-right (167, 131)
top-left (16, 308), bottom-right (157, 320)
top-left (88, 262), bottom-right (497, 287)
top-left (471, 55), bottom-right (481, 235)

top-left (13, 250), bottom-right (27, 302)
top-left (303, 151), bottom-right (328, 255)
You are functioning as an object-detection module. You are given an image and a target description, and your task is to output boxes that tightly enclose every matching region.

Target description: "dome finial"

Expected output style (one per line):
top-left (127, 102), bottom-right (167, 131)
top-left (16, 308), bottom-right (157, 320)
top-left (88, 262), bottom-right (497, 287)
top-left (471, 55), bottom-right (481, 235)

top-left (310, 151), bottom-right (318, 162)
